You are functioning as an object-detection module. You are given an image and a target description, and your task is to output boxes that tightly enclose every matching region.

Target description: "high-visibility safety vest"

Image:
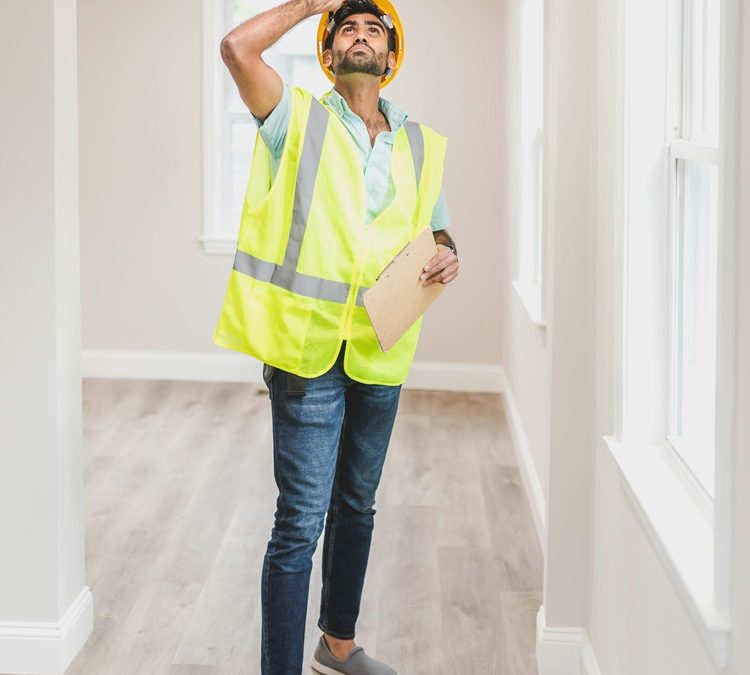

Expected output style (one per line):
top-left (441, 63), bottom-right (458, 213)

top-left (212, 86), bottom-right (448, 386)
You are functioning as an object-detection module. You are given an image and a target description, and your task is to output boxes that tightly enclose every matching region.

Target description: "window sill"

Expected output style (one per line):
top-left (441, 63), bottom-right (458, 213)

top-left (199, 235), bottom-right (236, 255)
top-left (603, 436), bottom-right (730, 669)
top-left (512, 279), bottom-right (546, 328)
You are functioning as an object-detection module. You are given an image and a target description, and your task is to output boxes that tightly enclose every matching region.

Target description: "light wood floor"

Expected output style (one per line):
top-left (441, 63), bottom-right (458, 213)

top-left (65, 379), bottom-right (542, 675)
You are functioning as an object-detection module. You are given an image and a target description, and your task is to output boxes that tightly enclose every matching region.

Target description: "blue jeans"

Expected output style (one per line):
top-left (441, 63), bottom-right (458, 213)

top-left (260, 341), bottom-right (402, 675)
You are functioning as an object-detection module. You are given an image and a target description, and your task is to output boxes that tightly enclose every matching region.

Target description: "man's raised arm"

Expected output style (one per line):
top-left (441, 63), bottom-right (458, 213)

top-left (220, 0), bottom-right (344, 123)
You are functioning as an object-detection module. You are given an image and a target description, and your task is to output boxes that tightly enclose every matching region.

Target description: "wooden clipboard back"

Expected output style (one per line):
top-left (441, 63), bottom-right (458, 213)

top-left (362, 226), bottom-right (446, 352)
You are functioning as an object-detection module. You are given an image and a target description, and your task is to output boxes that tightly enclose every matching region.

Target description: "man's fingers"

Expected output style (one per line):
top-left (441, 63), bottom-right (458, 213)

top-left (422, 252), bottom-right (458, 279)
top-left (420, 242), bottom-right (459, 285)
top-left (423, 247), bottom-right (456, 273)
top-left (423, 261), bottom-right (460, 286)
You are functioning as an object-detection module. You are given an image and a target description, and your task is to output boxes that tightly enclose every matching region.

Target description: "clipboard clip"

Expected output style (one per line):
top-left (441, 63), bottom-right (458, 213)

top-left (375, 241), bottom-right (411, 281)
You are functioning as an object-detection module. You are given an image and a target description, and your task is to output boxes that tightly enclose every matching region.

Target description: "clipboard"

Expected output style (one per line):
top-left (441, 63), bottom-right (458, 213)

top-left (362, 226), bottom-right (447, 352)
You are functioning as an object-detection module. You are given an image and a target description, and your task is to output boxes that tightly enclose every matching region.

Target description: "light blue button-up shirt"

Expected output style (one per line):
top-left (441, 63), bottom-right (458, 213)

top-left (250, 84), bottom-right (451, 231)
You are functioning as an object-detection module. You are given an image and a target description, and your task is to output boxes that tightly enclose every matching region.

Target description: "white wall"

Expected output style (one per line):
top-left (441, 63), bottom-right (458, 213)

top-left (77, 0), bottom-right (506, 377)
top-left (498, 0), bottom-right (551, 527)
top-left (498, 0), bottom-right (750, 671)
top-left (0, 0), bottom-right (92, 672)
top-left (586, 0), bottom-right (749, 672)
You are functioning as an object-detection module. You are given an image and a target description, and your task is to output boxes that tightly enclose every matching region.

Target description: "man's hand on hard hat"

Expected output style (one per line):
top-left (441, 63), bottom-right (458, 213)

top-left (307, 0), bottom-right (346, 15)
top-left (421, 245), bottom-right (460, 286)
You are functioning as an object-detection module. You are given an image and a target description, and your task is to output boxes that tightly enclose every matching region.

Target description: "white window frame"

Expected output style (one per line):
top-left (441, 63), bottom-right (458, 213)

top-left (512, 0), bottom-right (546, 328)
top-left (200, 0), bottom-right (234, 254)
top-left (665, 0), bottom-right (722, 501)
top-left (603, 0), bottom-right (738, 668)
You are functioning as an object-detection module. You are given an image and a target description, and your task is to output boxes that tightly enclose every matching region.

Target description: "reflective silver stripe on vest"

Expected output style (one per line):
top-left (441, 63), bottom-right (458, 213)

top-left (403, 121), bottom-right (425, 187)
top-left (234, 97), bottom-right (421, 308)
top-left (234, 249), bottom-right (353, 305)
top-left (270, 98), bottom-right (330, 292)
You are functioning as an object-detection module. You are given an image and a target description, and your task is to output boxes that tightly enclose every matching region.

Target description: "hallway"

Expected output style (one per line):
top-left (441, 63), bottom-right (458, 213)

top-left (2, 0), bottom-right (749, 673)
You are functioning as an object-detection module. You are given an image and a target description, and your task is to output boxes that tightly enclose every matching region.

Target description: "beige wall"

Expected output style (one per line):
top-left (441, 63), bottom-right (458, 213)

top-left (77, 0), bottom-right (505, 367)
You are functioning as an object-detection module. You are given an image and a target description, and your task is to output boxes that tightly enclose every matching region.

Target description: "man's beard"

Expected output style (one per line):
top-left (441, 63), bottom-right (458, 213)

top-left (334, 48), bottom-right (387, 77)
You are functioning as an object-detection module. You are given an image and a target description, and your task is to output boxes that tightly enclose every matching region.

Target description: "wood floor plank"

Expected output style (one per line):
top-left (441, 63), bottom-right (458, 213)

top-left (372, 504), bottom-right (442, 674)
top-left (65, 380), bottom-right (542, 674)
top-left (438, 545), bottom-right (509, 674)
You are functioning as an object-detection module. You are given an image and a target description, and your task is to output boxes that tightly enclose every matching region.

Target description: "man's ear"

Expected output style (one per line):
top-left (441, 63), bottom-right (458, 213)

top-left (322, 48), bottom-right (333, 69)
top-left (387, 50), bottom-right (396, 70)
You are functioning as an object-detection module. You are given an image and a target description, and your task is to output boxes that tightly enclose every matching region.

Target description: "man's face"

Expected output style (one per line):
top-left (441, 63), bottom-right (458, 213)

top-left (322, 13), bottom-right (396, 79)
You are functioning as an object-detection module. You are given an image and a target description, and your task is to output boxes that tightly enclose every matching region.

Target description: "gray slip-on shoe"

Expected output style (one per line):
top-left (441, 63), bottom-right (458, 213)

top-left (311, 634), bottom-right (398, 675)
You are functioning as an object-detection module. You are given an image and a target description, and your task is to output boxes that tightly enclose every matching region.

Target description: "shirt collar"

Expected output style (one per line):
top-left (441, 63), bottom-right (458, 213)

top-left (321, 86), bottom-right (408, 134)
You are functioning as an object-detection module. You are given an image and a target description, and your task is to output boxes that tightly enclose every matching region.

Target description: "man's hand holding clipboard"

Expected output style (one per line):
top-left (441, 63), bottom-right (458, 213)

top-left (362, 226), bottom-right (460, 352)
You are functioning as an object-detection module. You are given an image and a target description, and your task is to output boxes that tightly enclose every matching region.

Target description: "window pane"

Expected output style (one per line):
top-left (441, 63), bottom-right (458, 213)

top-left (233, 0), bottom-right (273, 26)
top-left (687, 0), bottom-right (720, 144)
top-left (670, 159), bottom-right (718, 497)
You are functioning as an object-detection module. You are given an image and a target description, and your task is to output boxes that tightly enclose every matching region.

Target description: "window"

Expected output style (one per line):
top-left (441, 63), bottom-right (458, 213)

top-left (201, 0), bottom-right (331, 254)
top-left (512, 0), bottom-right (545, 327)
top-left (667, 0), bottom-right (721, 498)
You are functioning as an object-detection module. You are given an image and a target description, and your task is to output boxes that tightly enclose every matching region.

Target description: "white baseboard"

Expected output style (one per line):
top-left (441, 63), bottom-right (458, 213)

top-left (581, 635), bottom-right (603, 675)
top-left (536, 605), bottom-right (602, 675)
top-left (408, 359), bottom-right (504, 392)
top-left (82, 349), bottom-right (262, 383)
top-left (498, 368), bottom-right (547, 556)
top-left (0, 586), bottom-right (93, 675)
top-left (80, 349), bottom-right (505, 393)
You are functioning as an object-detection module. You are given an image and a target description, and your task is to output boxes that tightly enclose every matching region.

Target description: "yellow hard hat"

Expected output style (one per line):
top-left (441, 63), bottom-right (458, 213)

top-left (316, 0), bottom-right (405, 89)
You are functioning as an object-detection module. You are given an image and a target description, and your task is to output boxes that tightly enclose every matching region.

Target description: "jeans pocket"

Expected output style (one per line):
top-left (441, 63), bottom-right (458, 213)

top-left (262, 363), bottom-right (277, 388)
top-left (264, 364), bottom-right (309, 398)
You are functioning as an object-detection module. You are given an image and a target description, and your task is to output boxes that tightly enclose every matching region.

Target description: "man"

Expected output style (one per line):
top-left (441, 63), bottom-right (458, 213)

top-left (214, 1), bottom-right (459, 672)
